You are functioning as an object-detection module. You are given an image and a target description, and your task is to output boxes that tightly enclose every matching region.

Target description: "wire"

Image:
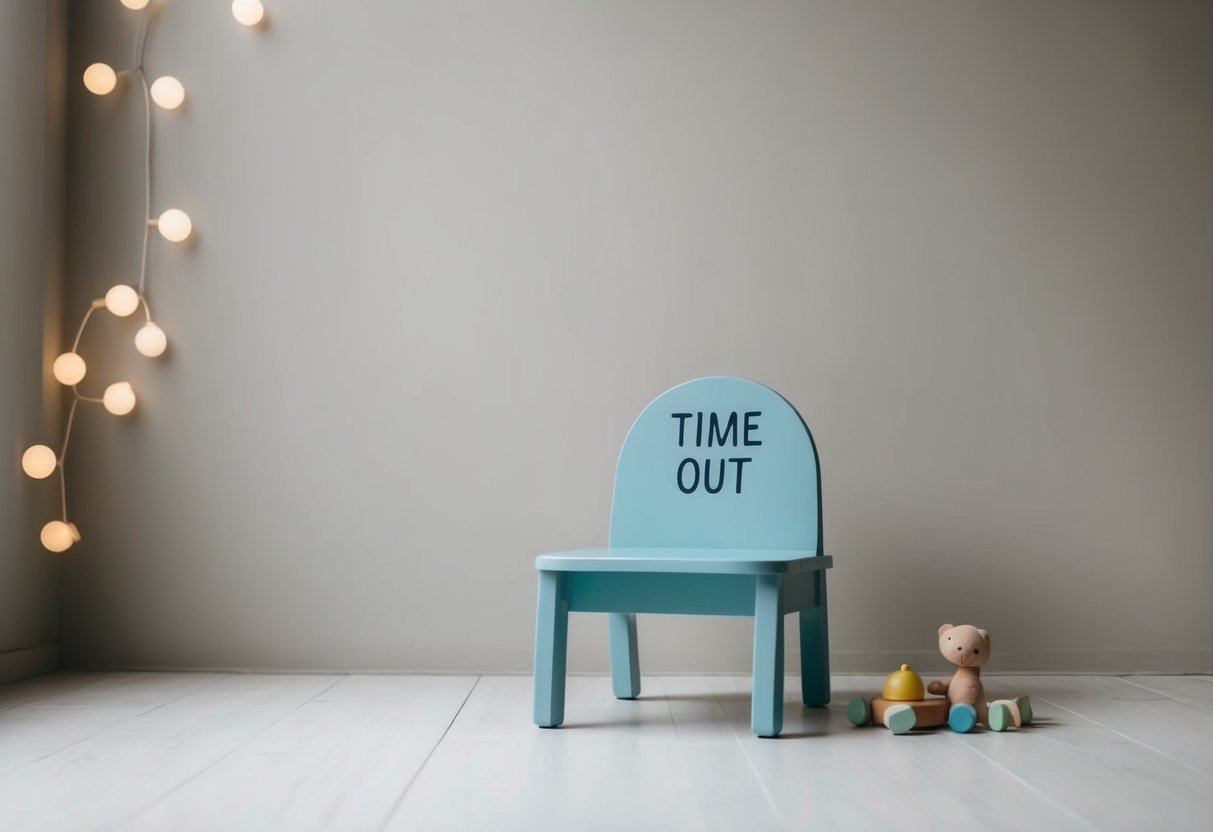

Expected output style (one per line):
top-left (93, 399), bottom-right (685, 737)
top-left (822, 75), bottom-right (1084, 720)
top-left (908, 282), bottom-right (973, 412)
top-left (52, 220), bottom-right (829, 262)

top-left (51, 4), bottom-right (159, 532)
top-left (69, 305), bottom-right (97, 352)
top-left (137, 67), bottom-right (151, 294)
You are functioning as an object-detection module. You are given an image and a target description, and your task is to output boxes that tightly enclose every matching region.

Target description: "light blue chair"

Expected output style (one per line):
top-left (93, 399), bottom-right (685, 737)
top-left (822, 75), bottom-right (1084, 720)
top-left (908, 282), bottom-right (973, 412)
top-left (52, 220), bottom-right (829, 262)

top-left (533, 376), bottom-right (832, 737)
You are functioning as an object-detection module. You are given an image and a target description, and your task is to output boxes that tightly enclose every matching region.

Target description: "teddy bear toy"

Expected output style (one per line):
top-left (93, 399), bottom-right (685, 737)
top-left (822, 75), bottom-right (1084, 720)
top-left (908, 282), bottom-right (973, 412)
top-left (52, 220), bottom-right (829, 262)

top-left (928, 623), bottom-right (1032, 732)
top-left (846, 624), bottom-right (1033, 734)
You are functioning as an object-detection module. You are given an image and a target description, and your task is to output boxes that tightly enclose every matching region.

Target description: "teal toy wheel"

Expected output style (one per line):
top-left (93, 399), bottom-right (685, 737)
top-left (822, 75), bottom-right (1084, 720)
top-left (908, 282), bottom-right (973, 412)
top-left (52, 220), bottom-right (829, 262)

top-left (948, 703), bottom-right (977, 733)
top-left (1014, 696), bottom-right (1033, 726)
top-left (988, 702), bottom-right (1012, 732)
top-left (884, 703), bottom-right (917, 735)
top-left (846, 695), bottom-right (872, 727)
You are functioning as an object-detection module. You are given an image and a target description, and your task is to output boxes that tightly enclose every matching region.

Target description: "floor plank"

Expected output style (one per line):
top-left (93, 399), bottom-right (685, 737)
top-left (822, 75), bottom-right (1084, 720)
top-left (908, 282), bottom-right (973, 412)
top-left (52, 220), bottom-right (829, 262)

top-left (951, 676), bottom-right (1212, 830)
top-left (0, 672), bottom-right (227, 777)
top-left (7, 671), bottom-right (225, 710)
top-left (993, 675), bottom-right (1213, 777)
top-left (0, 672), bottom-right (110, 713)
top-left (1119, 675), bottom-right (1213, 708)
top-left (714, 674), bottom-right (1093, 832)
top-left (124, 675), bottom-right (477, 832)
top-left (388, 674), bottom-right (1091, 832)
top-left (0, 674), bottom-right (330, 831)
top-left (1, 672), bottom-right (1211, 831)
top-left (385, 676), bottom-right (716, 832)
top-left (658, 675), bottom-right (786, 831)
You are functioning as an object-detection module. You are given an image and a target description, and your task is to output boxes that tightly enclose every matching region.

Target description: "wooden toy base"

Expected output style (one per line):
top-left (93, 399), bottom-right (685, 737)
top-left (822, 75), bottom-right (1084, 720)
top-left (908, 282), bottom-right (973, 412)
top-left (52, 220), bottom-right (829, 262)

top-left (871, 696), bottom-right (950, 729)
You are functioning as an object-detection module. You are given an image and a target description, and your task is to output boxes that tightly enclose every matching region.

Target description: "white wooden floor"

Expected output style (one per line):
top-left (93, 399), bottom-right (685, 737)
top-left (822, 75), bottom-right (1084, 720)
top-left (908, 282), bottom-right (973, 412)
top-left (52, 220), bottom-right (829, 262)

top-left (1, 672), bottom-right (1211, 831)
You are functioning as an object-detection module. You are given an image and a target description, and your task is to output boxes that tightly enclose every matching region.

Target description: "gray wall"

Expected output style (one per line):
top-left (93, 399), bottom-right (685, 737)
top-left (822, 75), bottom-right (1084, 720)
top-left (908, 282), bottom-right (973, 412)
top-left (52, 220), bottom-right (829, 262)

top-left (61, 0), bottom-right (1212, 674)
top-left (1, 0), bottom-right (64, 684)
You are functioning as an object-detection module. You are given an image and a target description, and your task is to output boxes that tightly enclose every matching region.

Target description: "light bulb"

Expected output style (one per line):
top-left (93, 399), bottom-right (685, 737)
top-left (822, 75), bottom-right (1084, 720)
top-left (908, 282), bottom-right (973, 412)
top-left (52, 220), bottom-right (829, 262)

top-left (121, 0), bottom-right (151, 9)
top-left (40, 520), bottom-right (80, 553)
top-left (105, 284), bottom-right (140, 317)
top-left (83, 63), bottom-right (118, 95)
top-left (22, 445), bottom-right (57, 479)
top-left (150, 76), bottom-right (185, 110)
top-left (231, 0), bottom-right (265, 26)
top-left (103, 381), bottom-right (137, 416)
top-left (52, 352), bottom-right (87, 386)
top-left (135, 322), bottom-right (168, 357)
top-left (157, 208), bottom-right (192, 242)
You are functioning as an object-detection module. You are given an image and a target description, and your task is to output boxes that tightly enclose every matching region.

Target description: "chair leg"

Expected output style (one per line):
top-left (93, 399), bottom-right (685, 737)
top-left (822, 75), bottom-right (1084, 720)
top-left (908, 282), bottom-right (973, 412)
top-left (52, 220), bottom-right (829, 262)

top-left (608, 613), bottom-right (641, 699)
top-left (799, 570), bottom-right (831, 707)
top-left (751, 574), bottom-right (785, 737)
top-left (533, 570), bottom-right (569, 727)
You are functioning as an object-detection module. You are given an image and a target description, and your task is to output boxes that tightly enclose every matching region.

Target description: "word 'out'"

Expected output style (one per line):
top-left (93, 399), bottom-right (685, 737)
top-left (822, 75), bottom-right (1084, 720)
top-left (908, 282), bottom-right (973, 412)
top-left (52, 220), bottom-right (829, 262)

top-left (671, 411), bottom-right (761, 494)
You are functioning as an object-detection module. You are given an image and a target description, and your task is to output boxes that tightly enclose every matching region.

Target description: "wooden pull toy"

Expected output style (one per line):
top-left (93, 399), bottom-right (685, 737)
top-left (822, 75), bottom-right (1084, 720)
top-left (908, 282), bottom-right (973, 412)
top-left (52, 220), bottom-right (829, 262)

top-left (847, 626), bottom-right (1034, 734)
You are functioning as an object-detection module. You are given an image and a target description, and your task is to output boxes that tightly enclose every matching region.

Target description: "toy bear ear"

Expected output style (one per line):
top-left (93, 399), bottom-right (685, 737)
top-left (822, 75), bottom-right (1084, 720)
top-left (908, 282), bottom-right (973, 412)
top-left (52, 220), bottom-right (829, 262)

top-left (938, 623), bottom-right (953, 636)
top-left (978, 629), bottom-right (989, 640)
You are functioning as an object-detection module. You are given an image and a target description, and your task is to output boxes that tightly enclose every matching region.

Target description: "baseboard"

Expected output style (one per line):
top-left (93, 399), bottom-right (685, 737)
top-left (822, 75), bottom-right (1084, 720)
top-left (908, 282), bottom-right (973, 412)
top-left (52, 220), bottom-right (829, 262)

top-left (0, 644), bottom-right (59, 685)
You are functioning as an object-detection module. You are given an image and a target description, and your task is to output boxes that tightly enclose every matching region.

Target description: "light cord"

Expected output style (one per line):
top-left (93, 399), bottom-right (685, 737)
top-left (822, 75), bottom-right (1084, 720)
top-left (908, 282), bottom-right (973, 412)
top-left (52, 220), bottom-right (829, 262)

top-left (52, 5), bottom-right (158, 530)
top-left (29, 0), bottom-right (261, 549)
top-left (137, 66), bottom-right (151, 294)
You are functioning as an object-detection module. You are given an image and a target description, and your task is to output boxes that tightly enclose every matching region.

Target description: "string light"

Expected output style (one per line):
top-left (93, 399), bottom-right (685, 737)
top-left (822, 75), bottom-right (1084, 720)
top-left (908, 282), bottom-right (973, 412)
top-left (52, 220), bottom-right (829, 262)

top-left (83, 63), bottom-right (118, 95)
top-left (135, 323), bottom-right (168, 357)
top-left (232, 0), bottom-right (266, 27)
top-left (22, 1), bottom-right (262, 552)
top-left (155, 208), bottom-right (193, 242)
top-left (21, 446), bottom-right (58, 480)
top-left (103, 382), bottom-right (138, 416)
top-left (150, 76), bottom-right (185, 110)
top-left (105, 284), bottom-right (140, 316)
top-left (52, 352), bottom-right (87, 386)
top-left (41, 521), bottom-right (81, 553)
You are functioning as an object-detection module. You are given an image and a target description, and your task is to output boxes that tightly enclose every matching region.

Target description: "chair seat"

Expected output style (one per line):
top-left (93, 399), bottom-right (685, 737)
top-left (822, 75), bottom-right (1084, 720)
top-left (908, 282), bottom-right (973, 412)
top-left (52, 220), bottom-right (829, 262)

top-left (536, 548), bottom-right (831, 575)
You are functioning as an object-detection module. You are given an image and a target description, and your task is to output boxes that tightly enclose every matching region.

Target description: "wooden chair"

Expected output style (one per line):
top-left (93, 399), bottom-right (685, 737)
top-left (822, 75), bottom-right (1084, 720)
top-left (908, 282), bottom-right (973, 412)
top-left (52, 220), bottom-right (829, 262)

top-left (532, 376), bottom-right (832, 737)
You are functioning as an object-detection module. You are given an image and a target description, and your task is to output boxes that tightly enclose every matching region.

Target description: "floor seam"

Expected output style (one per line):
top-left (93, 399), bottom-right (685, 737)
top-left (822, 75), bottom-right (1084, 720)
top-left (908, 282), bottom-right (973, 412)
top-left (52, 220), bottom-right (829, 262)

top-left (117, 674), bottom-right (347, 827)
top-left (0, 673), bottom-right (109, 715)
top-left (1038, 695), bottom-right (1208, 777)
top-left (375, 674), bottom-right (481, 832)
top-left (947, 731), bottom-right (1100, 831)
top-left (1115, 676), bottom-right (1206, 703)
top-left (715, 677), bottom-right (791, 832)
top-left (0, 673), bottom-right (232, 778)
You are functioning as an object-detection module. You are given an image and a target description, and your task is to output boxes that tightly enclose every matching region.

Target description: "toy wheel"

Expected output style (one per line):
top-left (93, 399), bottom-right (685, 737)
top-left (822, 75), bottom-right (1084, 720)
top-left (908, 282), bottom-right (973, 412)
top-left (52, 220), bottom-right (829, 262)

top-left (1014, 696), bottom-right (1033, 726)
top-left (884, 703), bottom-right (917, 735)
top-left (846, 695), bottom-right (872, 727)
top-left (988, 702), bottom-right (1012, 732)
top-left (948, 703), bottom-right (977, 733)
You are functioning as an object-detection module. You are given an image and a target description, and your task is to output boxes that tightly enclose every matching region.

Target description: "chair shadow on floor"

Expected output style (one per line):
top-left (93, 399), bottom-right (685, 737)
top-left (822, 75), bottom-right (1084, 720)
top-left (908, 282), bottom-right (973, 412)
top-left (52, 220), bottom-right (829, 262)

top-left (545, 689), bottom-right (841, 737)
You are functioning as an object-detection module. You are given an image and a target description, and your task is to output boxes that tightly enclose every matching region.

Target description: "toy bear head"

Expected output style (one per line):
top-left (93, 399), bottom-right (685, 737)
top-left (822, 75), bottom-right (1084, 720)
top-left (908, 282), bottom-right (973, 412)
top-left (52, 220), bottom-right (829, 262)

top-left (937, 624), bottom-right (990, 669)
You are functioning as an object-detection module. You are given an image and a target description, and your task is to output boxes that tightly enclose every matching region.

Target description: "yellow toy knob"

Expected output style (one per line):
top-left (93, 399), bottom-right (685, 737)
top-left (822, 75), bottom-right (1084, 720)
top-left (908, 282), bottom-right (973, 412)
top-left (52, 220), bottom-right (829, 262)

top-left (882, 663), bottom-right (925, 701)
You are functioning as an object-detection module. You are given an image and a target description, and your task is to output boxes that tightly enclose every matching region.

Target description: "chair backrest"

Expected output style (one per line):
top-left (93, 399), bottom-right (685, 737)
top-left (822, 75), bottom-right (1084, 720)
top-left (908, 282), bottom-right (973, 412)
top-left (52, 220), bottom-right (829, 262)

top-left (608, 376), bottom-right (822, 552)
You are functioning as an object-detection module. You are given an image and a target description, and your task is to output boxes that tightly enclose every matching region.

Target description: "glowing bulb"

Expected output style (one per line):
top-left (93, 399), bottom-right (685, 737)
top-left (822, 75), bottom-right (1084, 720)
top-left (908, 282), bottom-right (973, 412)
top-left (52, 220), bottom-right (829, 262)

top-left (135, 322), bottom-right (168, 357)
top-left (231, 0), bottom-right (265, 26)
top-left (150, 76), bottom-right (185, 110)
top-left (103, 382), bottom-right (137, 416)
top-left (105, 284), bottom-right (140, 317)
top-left (157, 208), bottom-right (192, 242)
top-left (22, 445), bottom-right (57, 479)
top-left (121, 0), bottom-right (151, 9)
top-left (83, 63), bottom-right (118, 95)
top-left (52, 352), bottom-right (87, 386)
top-left (40, 520), bottom-right (80, 553)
